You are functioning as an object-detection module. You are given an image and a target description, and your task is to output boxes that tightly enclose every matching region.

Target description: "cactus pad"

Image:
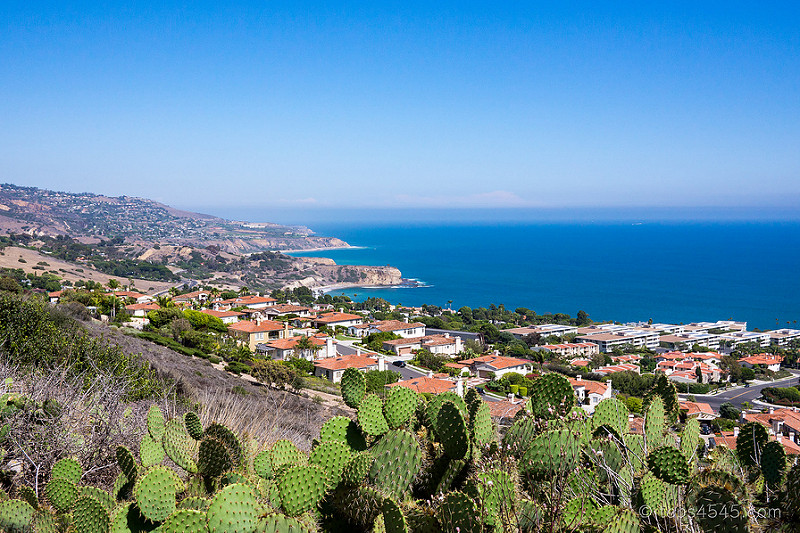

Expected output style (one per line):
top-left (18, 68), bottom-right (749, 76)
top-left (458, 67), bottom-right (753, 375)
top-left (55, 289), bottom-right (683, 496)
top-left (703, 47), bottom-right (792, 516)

top-left (680, 417), bottom-right (701, 464)
top-left (198, 437), bottom-right (233, 478)
top-left (689, 486), bottom-right (747, 533)
top-left (437, 491), bottom-right (480, 533)
top-left (179, 497), bottom-right (211, 512)
top-left (319, 416), bottom-right (367, 451)
top-left (276, 465), bottom-right (327, 517)
top-left (341, 368), bottom-right (367, 409)
top-left (133, 466), bottom-right (177, 522)
top-left (140, 434), bottom-right (165, 468)
top-left (253, 450), bottom-right (274, 480)
top-left (258, 514), bottom-right (314, 533)
top-left (270, 440), bottom-right (305, 470)
top-left (309, 441), bottom-right (352, 488)
top-left (72, 495), bottom-right (110, 533)
top-left (184, 412), bottom-right (204, 441)
top-left (162, 419), bottom-right (198, 474)
top-left (522, 429), bottom-right (581, 476)
top-left (600, 508), bottom-right (640, 533)
top-left (644, 396), bottom-right (665, 452)
top-left (204, 423), bottom-right (243, 467)
top-left (468, 400), bottom-right (494, 447)
top-left (341, 452), bottom-right (374, 486)
top-left (380, 498), bottom-right (408, 533)
top-left (761, 440), bottom-right (786, 488)
top-left (502, 416), bottom-right (538, 457)
top-left (45, 479), bottom-right (78, 514)
top-left (147, 405), bottom-right (165, 442)
top-left (735, 421), bottom-right (768, 468)
top-left (436, 401), bottom-right (469, 460)
top-left (206, 483), bottom-right (259, 533)
top-left (383, 386), bottom-right (418, 430)
top-left (80, 487), bottom-right (114, 513)
top-left (562, 496), bottom-right (597, 529)
top-left (0, 499), bottom-right (35, 532)
top-left (425, 392), bottom-right (468, 437)
top-left (592, 398), bottom-right (629, 438)
top-left (527, 373), bottom-right (575, 419)
top-left (51, 457), bottom-right (82, 485)
top-left (357, 393), bottom-right (390, 437)
top-left (369, 429), bottom-right (422, 500)
top-left (647, 446), bottom-right (690, 485)
top-left (115, 446), bottom-right (139, 483)
top-left (157, 509), bottom-right (207, 533)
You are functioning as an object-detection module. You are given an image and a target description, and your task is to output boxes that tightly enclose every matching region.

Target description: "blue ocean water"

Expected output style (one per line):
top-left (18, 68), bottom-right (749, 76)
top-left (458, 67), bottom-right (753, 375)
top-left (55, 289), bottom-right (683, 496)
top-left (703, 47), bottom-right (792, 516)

top-left (282, 221), bottom-right (800, 331)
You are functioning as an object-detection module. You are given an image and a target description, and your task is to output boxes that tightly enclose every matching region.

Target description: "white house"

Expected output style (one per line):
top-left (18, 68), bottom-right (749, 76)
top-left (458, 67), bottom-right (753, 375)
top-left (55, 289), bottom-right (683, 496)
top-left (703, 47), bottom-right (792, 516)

top-left (313, 354), bottom-right (382, 383)
top-left (382, 334), bottom-right (462, 356)
top-left (739, 354), bottom-right (784, 372)
top-left (568, 376), bottom-right (612, 413)
top-left (312, 312), bottom-right (364, 329)
top-left (454, 355), bottom-right (532, 379)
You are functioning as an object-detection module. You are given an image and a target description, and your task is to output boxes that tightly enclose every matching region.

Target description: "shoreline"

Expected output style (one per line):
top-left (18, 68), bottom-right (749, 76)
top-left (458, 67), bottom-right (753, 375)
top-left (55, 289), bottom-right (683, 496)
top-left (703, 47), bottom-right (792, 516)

top-left (311, 279), bottom-right (426, 295)
top-left (277, 245), bottom-right (364, 254)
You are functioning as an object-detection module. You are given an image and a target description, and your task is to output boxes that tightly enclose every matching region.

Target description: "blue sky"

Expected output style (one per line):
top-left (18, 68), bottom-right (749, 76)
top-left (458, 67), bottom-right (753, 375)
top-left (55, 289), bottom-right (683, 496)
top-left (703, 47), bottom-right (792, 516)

top-left (1, 2), bottom-right (799, 213)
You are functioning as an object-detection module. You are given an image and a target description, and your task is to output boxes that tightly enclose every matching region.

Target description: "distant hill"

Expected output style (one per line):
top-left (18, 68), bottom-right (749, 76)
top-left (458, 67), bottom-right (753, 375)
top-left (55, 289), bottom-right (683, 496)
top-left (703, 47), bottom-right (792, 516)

top-left (0, 183), bottom-right (347, 253)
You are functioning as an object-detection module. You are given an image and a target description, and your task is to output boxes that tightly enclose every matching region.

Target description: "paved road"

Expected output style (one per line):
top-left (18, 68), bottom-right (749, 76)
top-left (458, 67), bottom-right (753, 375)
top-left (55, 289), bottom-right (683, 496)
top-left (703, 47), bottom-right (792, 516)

top-left (335, 343), bottom-right (427, 381)
top-left (682, 371), bottom-right (800, 410)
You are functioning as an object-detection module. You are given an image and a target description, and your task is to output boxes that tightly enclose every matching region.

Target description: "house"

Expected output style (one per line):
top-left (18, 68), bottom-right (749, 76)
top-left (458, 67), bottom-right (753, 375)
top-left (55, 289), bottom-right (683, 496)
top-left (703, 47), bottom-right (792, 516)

top-left (714, 426), bottom-right (800, 456)
top-left (228, 319), bottom-right (288, 350)
top-left (313, 354), bottom-right (381, 383)
top-left (506, 324), bottom-right (577, 339)
top-left (125, 302), bottom-right (161, 317)
top-left (382, 334), bottom-right (462, 356)
top-left (312, 312), bottom-right (364, 329)
top-left (387, 376), bottom-right (461, 395)
top-left (199, 309), bottom-right (243, 325)
top-left (594, 363), bottom-right (640, 376)
top-left (679, 401), bottom-right (717, 422)
top-left (48, 290), bottom-right (64, 303)
top-left (628, 322), bottom-right (685, 335)
top-left (353, 320), bottom-right (426, 339)
top-left (611, 354), bottom-right (642, 364)
top-left (260, 335), bottom-right (336, 361)
top-left (217, 295), bottom-right (277, 310)
top-left (262, 304), bottom-right (313, 320)
top-left (768, 328), bottom-right (800, 347)
top-left (683, 321), bottom-right (747, 333)
top-left (455, 355), bottom-right (532, 379)
top-left (107, 290), bottom-right (151, 304)
top-left (744, 407), bottom-right (800, 449)
top-left (537, 342), bottom-right (599, 358)
top-left (739, 354), bottom-right (784, 372)
top-left (568, 376), bottom-right (612, 413)
top-left (172, 290), bottom-right (211, 305)
top-left (487, 399), bottom-right (524, 423)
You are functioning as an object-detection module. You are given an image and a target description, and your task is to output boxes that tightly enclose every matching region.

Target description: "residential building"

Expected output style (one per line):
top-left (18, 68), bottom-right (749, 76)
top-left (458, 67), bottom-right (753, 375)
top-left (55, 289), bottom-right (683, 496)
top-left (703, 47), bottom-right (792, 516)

top-left (217, 295), bottom-right (277, 310)
top-left (537, 342), bottom-right (599, 358)
top-left (568, 376), bottom-right (612, 413)
top-left (313, 354), bottom-right (381, 383)
top-left (486, 399), bottom-right (524, 423)
top-left (575, 329), bottom-right (659, 353)
top-left (679, 400), bottom-right (717, 422)
top-left (594, 363), bottom-right (640, 376)
top-left (744, 407), bottom-right (800, 450)
top-left (683, 321), bottom-right (747, 334)
top-left (627, 322), bottom-right (685, 335)
top-left (228, 319), bottom-right (288, 351)
top-left (258, 335), bottom-right (336, 361)
top-left (351, 320), bottom-right (426, 339)
top-left (453, 355), bottom-right (532, 379)
top-left (382, 334), bottom-right (462, 356)
top-left (107, 290), bottom-right (152, 303)
top-left (262, 304), bottom-right (313, 320)
top-left (126, 302), bottom-right (161, 317)
top-left (769, 329), bottom-right (800, 347)
top-left (199, 309), bottom-right (243, 324)
top-left (505, 324), bottom-right (578, 339)
top-left (172, 290), bottom-right (211, 305)
top-left (387, 376), bottom-right (461, 395)
top-left (739, 354), bottom-right (784, 372)
top-left (658, 332), bottom-right (720, 351)
top-left (312, 312), bottom-right (364, 329)
top-left (718, 330), bottom-right (771, 351)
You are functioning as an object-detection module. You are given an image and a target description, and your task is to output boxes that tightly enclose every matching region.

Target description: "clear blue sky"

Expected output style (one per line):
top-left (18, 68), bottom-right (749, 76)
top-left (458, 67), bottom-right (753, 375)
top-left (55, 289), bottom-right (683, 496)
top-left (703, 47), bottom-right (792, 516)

top-left (2, 2), bottom-right (799, 212)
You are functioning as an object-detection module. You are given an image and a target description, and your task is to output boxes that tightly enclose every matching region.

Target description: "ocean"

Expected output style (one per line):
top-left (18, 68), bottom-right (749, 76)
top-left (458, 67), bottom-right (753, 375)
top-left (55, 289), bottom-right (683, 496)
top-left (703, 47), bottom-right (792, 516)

top-left (192, 207), bottom-right (800, 331)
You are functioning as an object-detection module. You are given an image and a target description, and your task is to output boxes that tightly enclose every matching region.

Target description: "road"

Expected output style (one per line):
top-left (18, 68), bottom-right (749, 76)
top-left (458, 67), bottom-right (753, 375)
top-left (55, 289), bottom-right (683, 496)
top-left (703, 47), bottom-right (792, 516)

top-left (682, 371), bottom-right (800, 410)
top-left (335, 343), bottom-right (427, 381)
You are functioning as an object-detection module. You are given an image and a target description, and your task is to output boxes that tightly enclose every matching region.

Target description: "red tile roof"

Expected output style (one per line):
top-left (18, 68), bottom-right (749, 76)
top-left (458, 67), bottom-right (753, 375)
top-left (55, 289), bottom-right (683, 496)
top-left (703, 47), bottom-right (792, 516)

top-left (739, 354), bottom-right (783, 366)
top-left (267, 336), bottom-right (327, 350)
top-left (387, 377), bottom-right (456, 395)
top-left (313, 312), bottom-right (363, 324)
top-left (679, 401), bottom-right (716, 418)
top-left (200, 309), bottom-right (242, 318)
top-left (459, 355), bottom-right (531, 371)
top-left (228, 320), bottom-right (285, 333)
top-left (371, 320), bottom-right (425, 332)
top-left (313, 354), bottom-right (377, 371)
top-left (568, 377), bottom-right (609, 396)
top-left (126, 302), bottom-right (160, 311)
top-left (487, 400), bottom-right (524, 419)
top-left (716, 431), bottom-right (800, 455)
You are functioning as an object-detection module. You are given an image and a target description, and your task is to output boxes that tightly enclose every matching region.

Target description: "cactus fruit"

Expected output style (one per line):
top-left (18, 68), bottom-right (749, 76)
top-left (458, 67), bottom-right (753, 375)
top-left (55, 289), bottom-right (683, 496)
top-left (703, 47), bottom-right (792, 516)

top-left (162, 419), bottom-right (198, 474)
top-left (319, 416), bottom-right (367, 451)
top-left (158, 509), bottom-right (207, 533)
top-left (357, 393), bottom-right (390, 437)
top-left (140, 433), bottom-right (165, 468)
top-left (383, 386), bottom-right (418, 430)
top-left (309, 440), bottom-right (352, 488)
top-left (760, 440), bottom-right (786, 489)
top-left (184, 412), bottom-right (204, 441)
top-left (644, 396), bottom-right (665, 452)
top-left (276, 465), bottom-right (327, 517)
top-left (72, 495), bottom-right (110, 533)
top-left (147, 405), bottom-right (166, 442)
top-left (133, 466), bottom-right (178, 522)
top-left (592, 398), bottom-right (630, 438)
top-left (341, 368), bottom-right (367, 409)
top-left (368, 429), bottom-right (422, 500)
top-left (436, 401), bottom-right (469, 460)
top-left (0, 499), bottom-right (35, 532)
top-left (51, 457), bottom-right (83, 485)
top-left (270, 440), bottom-right (305, 470)
top-left (436, 491), bottom-right (480, 533)
top-left (199, 437), bottom-right (233, 478)
top-left (736, 421), bottom-right (769, 469)
top-left (206, 483), bottom-right (260, 533)
top-left (526, 373), bottom-right (575, 419)
top-left (647, 446), bottom-right (689, 485)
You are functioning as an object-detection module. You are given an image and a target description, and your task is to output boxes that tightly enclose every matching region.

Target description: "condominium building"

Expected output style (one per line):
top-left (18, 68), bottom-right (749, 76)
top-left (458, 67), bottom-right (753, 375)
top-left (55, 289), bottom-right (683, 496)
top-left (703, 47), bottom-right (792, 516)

top-left (575, 328), bottom-right (659, 353)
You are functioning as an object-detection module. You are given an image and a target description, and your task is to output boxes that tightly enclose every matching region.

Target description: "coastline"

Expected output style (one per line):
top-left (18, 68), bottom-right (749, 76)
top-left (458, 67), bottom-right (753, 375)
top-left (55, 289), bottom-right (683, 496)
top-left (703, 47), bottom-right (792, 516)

top-left (277, 245), bottom-right (364, 254)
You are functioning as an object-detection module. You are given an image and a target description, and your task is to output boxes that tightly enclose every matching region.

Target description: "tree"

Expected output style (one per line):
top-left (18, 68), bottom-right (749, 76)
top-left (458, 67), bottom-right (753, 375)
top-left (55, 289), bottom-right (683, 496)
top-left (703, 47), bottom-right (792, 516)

top-left (364, 370), bottom-right (400, 395)
top-left (107, 279), bottom-right (120, 290)
top-left (719, 402), bottom-right (741, 420)
top-left (0, 277), bottom-right (22, 293)
top-left (576, 310), bottom-right (591, 326)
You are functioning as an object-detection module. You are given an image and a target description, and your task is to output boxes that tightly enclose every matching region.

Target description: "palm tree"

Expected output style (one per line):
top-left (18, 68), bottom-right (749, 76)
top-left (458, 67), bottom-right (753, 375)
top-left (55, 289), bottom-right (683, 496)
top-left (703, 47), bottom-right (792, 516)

top-left (156, 295), bottom-right (174, 308)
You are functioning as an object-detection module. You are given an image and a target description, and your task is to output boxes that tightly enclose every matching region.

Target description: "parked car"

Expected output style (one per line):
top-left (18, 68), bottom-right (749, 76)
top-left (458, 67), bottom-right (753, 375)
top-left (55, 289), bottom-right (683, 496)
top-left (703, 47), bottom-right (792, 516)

top-left (392, 360), bottom-right (406, 368)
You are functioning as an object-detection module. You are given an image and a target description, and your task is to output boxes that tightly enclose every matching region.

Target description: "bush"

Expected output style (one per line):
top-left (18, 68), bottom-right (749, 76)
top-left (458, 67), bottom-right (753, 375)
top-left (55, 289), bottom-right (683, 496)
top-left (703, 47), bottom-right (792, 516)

top-left (518, 386), bottom-right (528, 397)
top-left (288, 357), bottom-right (314, 375)
top-left (209, 356), bottom-right (222, 364)
top-left (510, 384), bottom-right (519, 395)
top-left (719, 402), bottom-right (741, 420)
top-left (365, 370), bottom-right (401, 394)
top-left (762, 386), bottom-right (800, 405)
top-left (225, 361), bottom-right (251, 375)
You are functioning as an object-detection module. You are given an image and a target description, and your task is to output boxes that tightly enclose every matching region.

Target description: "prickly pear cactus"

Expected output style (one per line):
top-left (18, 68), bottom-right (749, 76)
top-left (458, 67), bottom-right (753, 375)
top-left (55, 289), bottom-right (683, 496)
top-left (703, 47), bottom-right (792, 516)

top-left (468, 399), bottom-right (494, 447)
top-left (206, 483), bottom-right (260, 533)
top-left (276, 465), bottom-right (327, 517)
top-left (735, 421), bottom-right (768, 468)
top-left (341, 452), bottom-right (374, 486)
top-left (270, 440), bottom-right (305, 470)
top-left (198, 437), bottom-right (233, 478)
top-left (523, 428), bottom-right (581, 476)
top-left (162, 418), bottom-right (198, 474)
top-left (760, 439), bottom-right (786, 489)
top-left (644, 396), bottom-right (665, 452)
top-left (437, 401), bottom-right (469, 460)
top-left (147, 405), bottom-right (166, 442)
top-left (688, 486), bottom-right (747, 533)
top-left (368, 429), bottom-right (422, 500)
top-left (592, 398), bottom-right (629, 438)
top-left (204, 423), bottom-right (244, 467)
top-left (341, 367), bottom-right (367, 409)
top-left (383, 385), bottom-right (418, 430)
top-left (51, 457), bottom-right (83, 485)
top-left (319, 415), bottom-right (367, 451)
top-left (140, 433), bottom-right (165, 468)
top-left (527, 373), bottom-right (575, 419)
top-left (309, 440), bottom-right (352, 488)
top-left (357, 393), bottom-right (390, 437)
top-left (73, 494), bottom-right (110, 533)
top-left (425, 392), bottom-right (467, 438)
top-left (259, 513), bottom-right (314, 533)
top-left (45, 479), bottom-right (78, 514)
top-left (253, 450), bottom-right (274, 480)
top-left (184, 411), bottom-right (204, 440)
top-left (133, 466), bottom-right (178, 522)
top-left (437, 491), bottom-right (480, 533)
top-left (680, 417), bottom-right (700, 465)
top-left (0, 499), bottom-right (35, 532)
top-left (158, 509), bottom-right (207, 533)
